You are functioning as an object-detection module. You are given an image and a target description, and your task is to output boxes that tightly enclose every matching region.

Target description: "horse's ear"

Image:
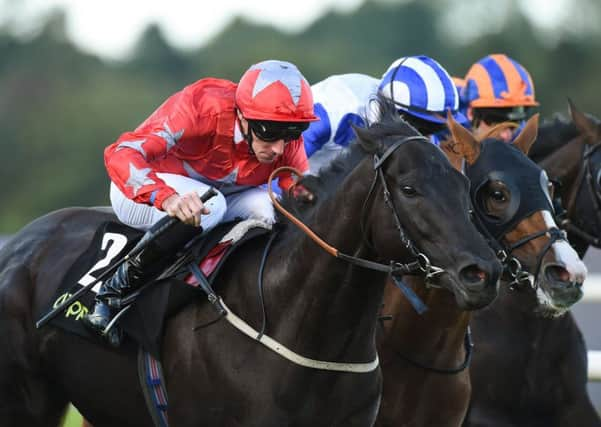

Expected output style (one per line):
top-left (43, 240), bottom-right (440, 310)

top-left (569, 98), bottom-right (601, 145)
top-left (513, 113), bottom-right (539, 155)
top-left (352, 124), bottom-right (380, 152)
top-left (446, 110), bottom-right (480, 165)
top-left (439, 135), bottom-right (464, 172)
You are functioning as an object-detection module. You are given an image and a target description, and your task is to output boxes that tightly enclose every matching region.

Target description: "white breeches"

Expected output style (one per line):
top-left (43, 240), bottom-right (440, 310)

top-left (110, 173), bottom-right (276, 231)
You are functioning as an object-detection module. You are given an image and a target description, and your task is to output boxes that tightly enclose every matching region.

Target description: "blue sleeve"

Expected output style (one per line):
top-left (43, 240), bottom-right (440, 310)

top-left (303, 103), bottom-right (331, 158)
top-left (333, 113), bottom-right (366, 147)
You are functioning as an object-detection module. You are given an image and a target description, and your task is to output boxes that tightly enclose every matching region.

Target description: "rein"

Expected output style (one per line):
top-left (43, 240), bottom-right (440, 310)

top-left (205, 136), bottom-right (447, 374)
top-left (267, 136), bottom-right (446, 312)
top-left (393, 328), bottom-right (473, 375)
top-left (267, 165), bottom-right (424, 278)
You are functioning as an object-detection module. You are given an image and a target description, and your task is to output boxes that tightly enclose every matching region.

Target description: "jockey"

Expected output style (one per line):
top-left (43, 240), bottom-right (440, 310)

top-left (83, 60), bottom-right (318, 346)
top-left (304, 55), bottom-right (467, 175)
top-left (460, 53), bottom-right (539, 142)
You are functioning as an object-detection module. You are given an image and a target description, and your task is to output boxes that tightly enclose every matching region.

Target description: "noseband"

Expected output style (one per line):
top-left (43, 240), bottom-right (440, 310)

top-left (497, 227), bottom-right (567, 290)
top-left (556, 143), bottom-right (601, 247)
top-left (469, 206), bottom-right (567, 290)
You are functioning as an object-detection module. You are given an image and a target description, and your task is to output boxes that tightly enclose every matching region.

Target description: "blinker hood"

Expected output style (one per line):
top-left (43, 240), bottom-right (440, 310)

top-left (465, 139), bottom-right (554, 239)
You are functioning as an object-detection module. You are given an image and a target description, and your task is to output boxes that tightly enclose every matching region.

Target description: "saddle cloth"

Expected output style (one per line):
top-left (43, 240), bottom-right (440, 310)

top-left (43, 218), bottom-right (271, 357)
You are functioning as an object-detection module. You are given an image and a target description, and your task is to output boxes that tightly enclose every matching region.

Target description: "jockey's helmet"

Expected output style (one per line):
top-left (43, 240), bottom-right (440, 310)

top-left (378, 55), bottom-right (467, 126)
top-left (236, 60), bottom-right (318, 123)
top-left (462, 54), bottom-right (539, 111)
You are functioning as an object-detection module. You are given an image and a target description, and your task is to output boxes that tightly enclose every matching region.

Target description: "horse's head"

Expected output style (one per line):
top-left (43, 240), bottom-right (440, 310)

top-left (446, 113), bottom-right (587, 316)
top-left (535, 100), bottom-right (601, 256)
top-left (352, 100), bottom-right (501, 310)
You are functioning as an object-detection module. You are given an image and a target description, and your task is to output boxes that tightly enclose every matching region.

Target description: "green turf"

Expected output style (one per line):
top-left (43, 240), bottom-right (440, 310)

top-left (61, 404), bottom-right (83, 427)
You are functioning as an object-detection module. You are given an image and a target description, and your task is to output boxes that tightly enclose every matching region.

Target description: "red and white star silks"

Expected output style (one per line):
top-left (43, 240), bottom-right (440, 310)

top-left (105, 78), bottom-right (309, 209)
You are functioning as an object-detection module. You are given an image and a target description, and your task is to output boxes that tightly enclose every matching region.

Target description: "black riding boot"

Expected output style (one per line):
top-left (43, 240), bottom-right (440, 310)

top-left (82, 243), bottom-right (160, 347)
top-left (83, 221), bottom-right (199, 347)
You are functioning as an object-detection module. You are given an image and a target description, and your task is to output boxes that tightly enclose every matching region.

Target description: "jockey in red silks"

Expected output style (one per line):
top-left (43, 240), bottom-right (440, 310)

top-left (83, 60), bottom-right (318, 346)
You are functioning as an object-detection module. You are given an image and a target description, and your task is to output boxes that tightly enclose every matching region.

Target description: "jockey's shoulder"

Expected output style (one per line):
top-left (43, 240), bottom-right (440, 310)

top-left (312, 73), bottom-right (379, 92)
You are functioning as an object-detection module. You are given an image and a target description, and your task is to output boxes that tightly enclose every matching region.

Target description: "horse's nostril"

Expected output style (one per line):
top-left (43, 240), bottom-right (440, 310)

top-left (545, 265), bottom-right (570, 283)
top-left (460, 265), bottom-right (487, 285)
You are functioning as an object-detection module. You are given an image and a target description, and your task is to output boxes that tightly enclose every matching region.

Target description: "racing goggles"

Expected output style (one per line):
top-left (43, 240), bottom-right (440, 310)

top-left (404, 115), bottom-right (448, 136)
top-left (475, 106), bottom-right (534, 125)
top-left (248, 120), bottom-right (310, 142)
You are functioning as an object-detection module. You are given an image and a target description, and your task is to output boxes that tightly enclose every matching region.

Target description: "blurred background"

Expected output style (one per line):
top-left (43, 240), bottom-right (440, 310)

top-left (1, 0), bottom-right (601, 415)
top-left (1, 0), bottom-right (601, 232)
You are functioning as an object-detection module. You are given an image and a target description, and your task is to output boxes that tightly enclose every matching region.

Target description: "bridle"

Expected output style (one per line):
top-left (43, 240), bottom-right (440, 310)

top-left (268, 135), bottom-right (446, 314)
top-left (269, 135), bottom-right (480, 373)
top-left (491, 225), bottom-right (566, 291)
top-left (554, 143), bottom-right (601, 247)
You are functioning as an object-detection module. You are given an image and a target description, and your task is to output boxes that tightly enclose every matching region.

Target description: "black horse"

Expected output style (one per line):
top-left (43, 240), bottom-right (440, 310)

top-left (465, 101), bottom-right (600, 427)
top-left (0, 99), bottom-right (501, 427)
top-left (375, 113), bottom-right (587, 427)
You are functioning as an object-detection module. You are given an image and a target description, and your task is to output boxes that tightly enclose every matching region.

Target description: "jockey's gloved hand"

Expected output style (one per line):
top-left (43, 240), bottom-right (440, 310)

top-left (289, 184), bottom-right (315, 204)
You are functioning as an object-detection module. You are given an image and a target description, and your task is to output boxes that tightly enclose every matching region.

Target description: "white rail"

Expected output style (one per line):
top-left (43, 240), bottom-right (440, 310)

top-left (583, 274), bottom-right (601, 303)
top-left (580, 275), bottom-right (601, 381)
top-left (589, 351), bottom-right (601, 381)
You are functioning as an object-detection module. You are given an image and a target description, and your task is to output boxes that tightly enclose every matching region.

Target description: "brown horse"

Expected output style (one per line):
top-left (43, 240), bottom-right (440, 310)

top-left (375, 113), bottom-right (588, 427)
top-left (0, 98), bottom-right (501, 427)
top-left (465, 101), bottom-right (601, 427)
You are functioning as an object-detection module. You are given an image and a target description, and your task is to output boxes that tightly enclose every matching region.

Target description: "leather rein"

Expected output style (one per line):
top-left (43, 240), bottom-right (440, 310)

top-left (268, 136), bottom-right (446, 313)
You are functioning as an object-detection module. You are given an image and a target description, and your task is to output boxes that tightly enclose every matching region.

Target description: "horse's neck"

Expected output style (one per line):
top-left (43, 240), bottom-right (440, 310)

top-left (538, 137), bottom-right (583, 200)
top-left (539, 138), bottom-right (592, 251)
top-left (481, 283), bottom-right (566, 343)
top-left (263, 161), bottom-right (389, 361)
top-left (492, 281), bottom-right (542, 317)
top-left (379, 277), bottom-right (469, 366)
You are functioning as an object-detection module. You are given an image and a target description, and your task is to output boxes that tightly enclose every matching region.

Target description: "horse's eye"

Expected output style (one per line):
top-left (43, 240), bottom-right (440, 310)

top-left (491, 190), bottom-right (506, 202)
top-left (401, 185), bottom-right (417, 197)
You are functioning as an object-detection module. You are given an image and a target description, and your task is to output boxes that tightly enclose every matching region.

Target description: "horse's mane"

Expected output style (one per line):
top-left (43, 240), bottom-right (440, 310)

top-left (529, 114), bottom-right (579, 160)
top-left (276, 94), bottom-right (419, 235)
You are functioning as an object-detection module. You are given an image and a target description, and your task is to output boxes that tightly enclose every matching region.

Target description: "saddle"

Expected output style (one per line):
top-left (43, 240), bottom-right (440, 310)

top-left (43, 218), bottom-right (272, 357)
